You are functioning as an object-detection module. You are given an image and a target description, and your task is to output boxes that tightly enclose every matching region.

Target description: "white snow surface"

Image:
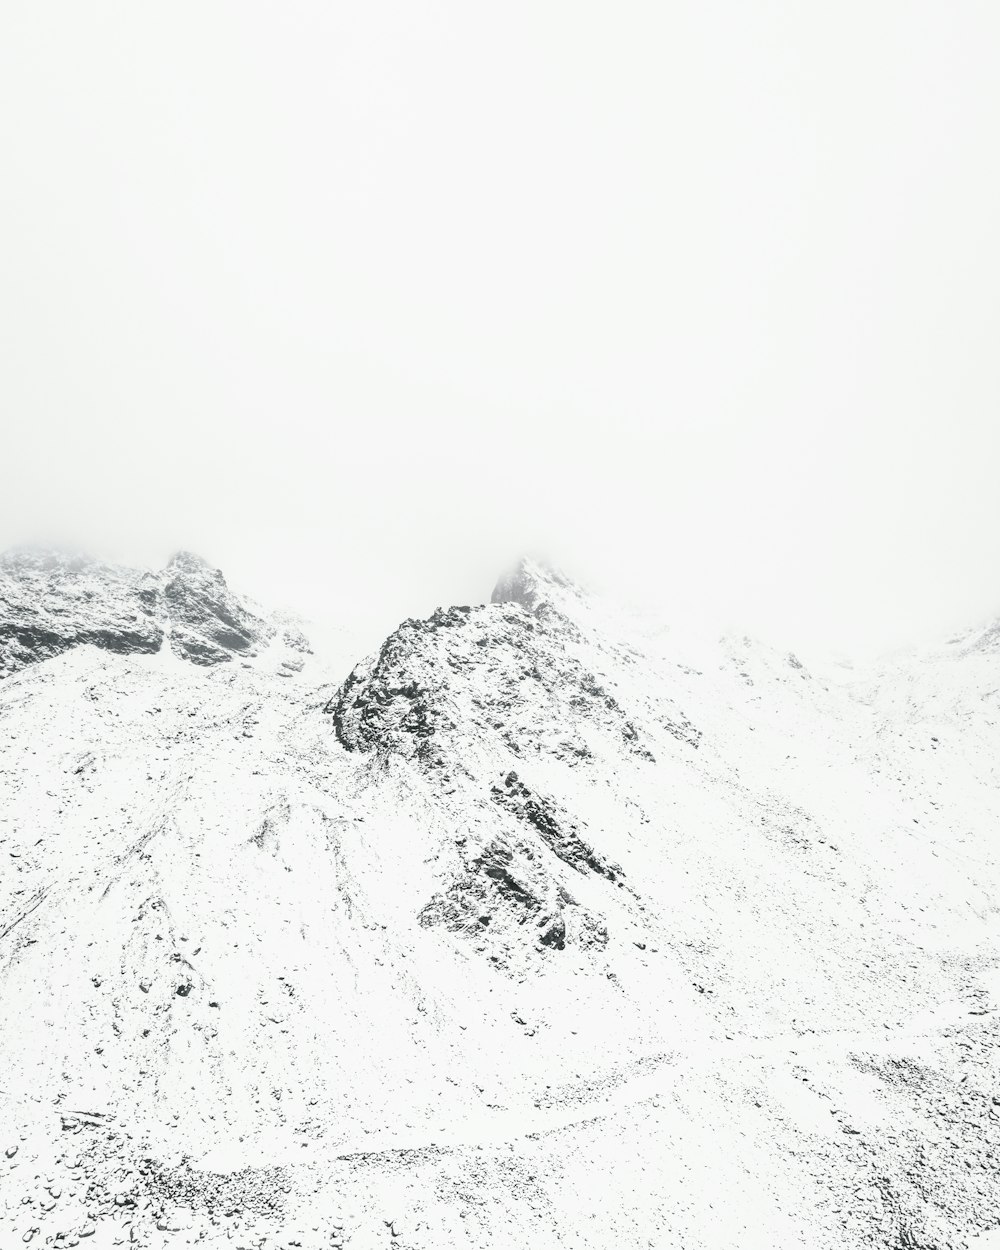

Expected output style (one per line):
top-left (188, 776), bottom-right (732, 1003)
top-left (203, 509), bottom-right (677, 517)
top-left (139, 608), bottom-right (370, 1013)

top-left (1, 555), bottom-right (999, 1249)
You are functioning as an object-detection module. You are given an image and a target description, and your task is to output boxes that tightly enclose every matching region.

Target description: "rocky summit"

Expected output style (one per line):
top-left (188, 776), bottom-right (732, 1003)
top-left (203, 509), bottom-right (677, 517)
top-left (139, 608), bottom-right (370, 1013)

top-left (0, 548), bottom-right (291, 678)
top-left (1, 552), bottom-right (998, 1250)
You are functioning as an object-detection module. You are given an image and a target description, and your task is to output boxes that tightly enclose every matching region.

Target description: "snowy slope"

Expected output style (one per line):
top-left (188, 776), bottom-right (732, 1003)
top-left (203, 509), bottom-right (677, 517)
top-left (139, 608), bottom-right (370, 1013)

top-left (1, 554), bottom-right (998, 1250)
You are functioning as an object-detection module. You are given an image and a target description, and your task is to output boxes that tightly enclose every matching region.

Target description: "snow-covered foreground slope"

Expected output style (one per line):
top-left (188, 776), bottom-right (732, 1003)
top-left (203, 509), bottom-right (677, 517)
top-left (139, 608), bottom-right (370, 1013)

top-left (1, 555), bottom-right (998, 1249)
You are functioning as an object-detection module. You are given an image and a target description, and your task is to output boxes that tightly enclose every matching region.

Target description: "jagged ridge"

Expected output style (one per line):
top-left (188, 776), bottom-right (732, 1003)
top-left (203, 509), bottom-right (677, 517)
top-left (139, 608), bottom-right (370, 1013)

top-left (0, 547), bottom-right (283, 677)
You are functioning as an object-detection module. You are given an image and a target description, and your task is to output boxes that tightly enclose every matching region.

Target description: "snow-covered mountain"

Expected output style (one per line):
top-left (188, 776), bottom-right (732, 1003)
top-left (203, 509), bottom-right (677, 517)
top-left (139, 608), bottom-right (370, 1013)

top-left (0, 548), bottom-right (309, 677)
top-left (1, 552), bottom-right (998, 1250)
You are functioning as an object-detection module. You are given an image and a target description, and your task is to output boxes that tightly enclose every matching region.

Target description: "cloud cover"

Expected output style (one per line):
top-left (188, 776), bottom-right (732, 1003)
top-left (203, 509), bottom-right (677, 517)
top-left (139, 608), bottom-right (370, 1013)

top-left (2, 2), bottom-right (999, 654)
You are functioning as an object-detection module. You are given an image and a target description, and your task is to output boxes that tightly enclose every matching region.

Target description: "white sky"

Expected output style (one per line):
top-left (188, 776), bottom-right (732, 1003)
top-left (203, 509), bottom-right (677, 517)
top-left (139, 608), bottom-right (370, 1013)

top-left (1, 3), bottom-right (998, 656)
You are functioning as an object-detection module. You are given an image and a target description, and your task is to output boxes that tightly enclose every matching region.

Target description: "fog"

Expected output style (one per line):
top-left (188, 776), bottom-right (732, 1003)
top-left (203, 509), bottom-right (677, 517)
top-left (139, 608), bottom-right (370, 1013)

top-left (2, 3), bottom-right (999, 656)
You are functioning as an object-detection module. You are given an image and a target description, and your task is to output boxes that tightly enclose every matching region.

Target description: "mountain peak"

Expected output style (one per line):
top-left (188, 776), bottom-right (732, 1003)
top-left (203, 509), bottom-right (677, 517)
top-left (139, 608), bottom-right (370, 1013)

top-left (490, 556), bottom-right (579, 610)
top-left (162, 550), bottom-right (272, 664)
top-left (0, 545), bottom-right (284, 677)
top-left (166, 548), bottom-right (226, 581)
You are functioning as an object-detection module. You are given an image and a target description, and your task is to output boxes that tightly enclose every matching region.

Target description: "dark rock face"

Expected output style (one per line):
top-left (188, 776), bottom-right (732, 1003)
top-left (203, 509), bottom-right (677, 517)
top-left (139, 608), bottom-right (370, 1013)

top-left (0, 549), bottom-right (163, 678)
top-left (0, 547), bottom-right (279, 678)
top-left (490, 557), bottom-right (577, 610)
top-left (328, 580), bottom-right (649, 968)
top-left (417, 836), bottom-right (610, 962)
top-left (162, 551), bottom-right (274, 666)
top-left (491, 770), bottom-right (624, 883)
top-left (491, 561), bottom-right (539, 609)
top-left (329, 607), bottom-right (473, 764)
top-left (328, 599), bottom-right (668, 771)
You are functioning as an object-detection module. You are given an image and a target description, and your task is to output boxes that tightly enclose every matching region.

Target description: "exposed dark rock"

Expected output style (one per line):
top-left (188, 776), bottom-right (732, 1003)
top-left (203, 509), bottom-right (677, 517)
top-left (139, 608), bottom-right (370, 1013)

top-left (0, 546), bottom-right (283, 677)
top-left (490, 557), bottom-right (577, 610)
top-left (330, 616), bottom-right (459, 765)
top-left (491, 771), bottom-right (624, 883)
top-left (326, 593), bottom-right (683, 778)
top-left (418, 839), bottom-right (547, 946)
top-left (660, 713), bottom-right (702, 750)
top-left (418, 836), bottom-right (608, 960)
top-left (538, 915), bottom-right (567, 949)
top-left (162, 551), bottom-right (275, 665)
top-left (0, 549), bottom-right (163, 677)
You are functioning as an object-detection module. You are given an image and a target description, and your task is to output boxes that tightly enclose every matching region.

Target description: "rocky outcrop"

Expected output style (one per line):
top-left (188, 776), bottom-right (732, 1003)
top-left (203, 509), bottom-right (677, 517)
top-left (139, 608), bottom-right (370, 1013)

top-left (417, 834), bottom-right (611, 962)
top-left (328, 581), bottom-right (646, 973)
top-left (0, 547), bottom-right (282, 678)
top-left (490, 556), bottom-right (578, 611)
top-left (490, 770), bottom-right (624, 882)
top-left (161, 550), bottom-right (275, 665)
top-left (0, 549), bottom-right (163, 678)
top-left (328, 598), bottom-right (667, 772)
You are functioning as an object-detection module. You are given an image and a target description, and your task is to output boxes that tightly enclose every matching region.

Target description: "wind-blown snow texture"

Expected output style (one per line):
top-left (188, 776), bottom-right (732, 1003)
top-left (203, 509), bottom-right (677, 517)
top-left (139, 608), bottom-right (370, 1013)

top-left (1, 553), bottom-right (999, 1249)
